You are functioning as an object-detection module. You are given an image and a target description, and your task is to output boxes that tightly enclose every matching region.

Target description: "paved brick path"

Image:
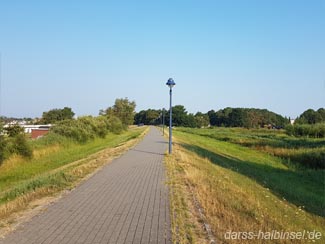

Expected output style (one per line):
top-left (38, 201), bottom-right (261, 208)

top-left (1, 127), bottom-right (171, 244)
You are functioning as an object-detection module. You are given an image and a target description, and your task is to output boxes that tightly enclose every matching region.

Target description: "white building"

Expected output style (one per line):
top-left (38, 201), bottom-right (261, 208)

top-left (3, 124), bottom-right (52, 133)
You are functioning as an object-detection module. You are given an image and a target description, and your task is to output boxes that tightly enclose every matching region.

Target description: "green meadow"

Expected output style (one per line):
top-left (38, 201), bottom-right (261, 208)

top-left (166, 127), bottom-right (325, 243)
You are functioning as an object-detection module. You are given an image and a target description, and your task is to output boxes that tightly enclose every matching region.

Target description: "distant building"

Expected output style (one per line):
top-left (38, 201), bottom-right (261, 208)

top-left (21, 124), bottom-right (51, 133)
top-left (31, 128), bottom-right (50, 139)
top-left (3, 123), bottom-right (52, 137)
top-left (290, 119), bottom-right (295, 125)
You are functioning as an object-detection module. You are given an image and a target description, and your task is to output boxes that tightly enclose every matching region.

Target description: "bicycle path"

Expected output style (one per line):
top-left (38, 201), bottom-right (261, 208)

top-left (0, 126), bottom-right (171, 244)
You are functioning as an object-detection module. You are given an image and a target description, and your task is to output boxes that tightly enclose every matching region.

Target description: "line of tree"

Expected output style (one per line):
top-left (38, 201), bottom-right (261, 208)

top-left (294, 108), bottom-right (325, 124)
top-left (134, 106), bottom-right (210, 128)
top-left (134, 106), bottom-right (324, 133)
top-left (134, 106), bottom-right (288, 129)
top-left (208, 107), bottom-right (289, 128)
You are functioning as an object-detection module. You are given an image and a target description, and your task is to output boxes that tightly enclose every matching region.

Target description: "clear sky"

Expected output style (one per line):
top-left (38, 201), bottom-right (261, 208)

top-left (0, 0), bottom-right (324, 119)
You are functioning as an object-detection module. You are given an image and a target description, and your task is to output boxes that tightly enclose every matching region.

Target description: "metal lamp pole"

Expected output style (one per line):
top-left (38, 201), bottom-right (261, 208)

top-left (166, 78), bottom-right (175, 154)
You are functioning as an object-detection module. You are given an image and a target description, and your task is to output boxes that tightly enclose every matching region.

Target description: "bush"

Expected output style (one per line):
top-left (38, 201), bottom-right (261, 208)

top-left (0, 127), bottom-right (33, 164)
top-left (51, 116), bottom-right (122, 143)
top-left (4, 125), bottom-right (24, 137)
top-left (107, 116), bottom-right (124, 134)
top-left (285, 123), bottom-right (325, 138)
top-left (51, 119), bottom-right (94, 143)
top-left (88, 116), bottom-right (109, 138)
top-left (7, 134), bottom-right (33, 159)
top-left (0, 136), bottom-right (6, 165)
top-left (285, 124), bottom-right (294, 136)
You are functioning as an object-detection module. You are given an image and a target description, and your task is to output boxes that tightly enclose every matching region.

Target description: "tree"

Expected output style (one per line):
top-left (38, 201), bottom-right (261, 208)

top-left (4, 124), bottom-right (24, 137)
top-left (40, 107), bottom-right (75, 124)
top-left (145, 109), bottom-right (161, 125)
top-left (207, 110), bottom-right (217, 126)
top-left (194, 112), bottom-right (210, 128)
top-left (207, 107), bottom-right (288, 128)
top-left (295, 108), bottom-right (325, 124)
top-left (134, 110), bottom-right (147, 125)
top-left (170, 105), bottom-right (189, 126)
top-left (184, 113), bottom-right (197, 128)
top-left (134, 109), bottom-right (162, 125)
top-left (244, 110), bottom-right (262, 128)
top-left (101, 98), bottom-right (136, 128)
top-left (228, 108), bottom-right (245, 127)
top-left (317, 108), bottom-right (325, 121)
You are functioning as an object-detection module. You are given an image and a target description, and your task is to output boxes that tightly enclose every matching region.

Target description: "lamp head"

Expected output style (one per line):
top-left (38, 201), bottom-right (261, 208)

top-left (166, 78), bottom-right (176, 88)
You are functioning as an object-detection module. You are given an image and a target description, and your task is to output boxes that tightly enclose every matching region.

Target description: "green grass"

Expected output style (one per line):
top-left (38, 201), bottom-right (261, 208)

top-left (166, 128), bottom-right (325, 243)
top-left (178, 127), bottom-right (325, 169)
top-left (0, 128), bottom-right (146, 203)
top-left (175, 128), bottom-right (324, 216)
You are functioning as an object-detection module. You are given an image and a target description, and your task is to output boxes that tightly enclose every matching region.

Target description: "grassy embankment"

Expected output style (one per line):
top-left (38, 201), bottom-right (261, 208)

top-left (184, 127), bottom-right (325, 169)
top-left (165, 127), bottom-right (325, 244)
top-left (0, 126), bottom-right (147, 225)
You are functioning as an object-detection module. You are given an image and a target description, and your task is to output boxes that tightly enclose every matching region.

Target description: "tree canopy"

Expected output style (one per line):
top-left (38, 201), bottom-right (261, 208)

top-left (134, 106), bottom-right (208, 128)
top-left (100, 98), bottom-right (136, 128)
top-left (295, 108), bottom-right (325, 124)
top-left (134, 105), bottom-right (289, 129)
top-left (208, 107), bottom-right (288, 128)
top-left (39, 107), bottom-right (75, 124)
top-left (134, 109), bottom-right (161, 125)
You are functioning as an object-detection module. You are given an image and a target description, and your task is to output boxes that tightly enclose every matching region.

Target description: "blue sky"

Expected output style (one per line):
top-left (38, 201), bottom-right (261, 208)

top-left (0, 0), bottom-right (324, 119)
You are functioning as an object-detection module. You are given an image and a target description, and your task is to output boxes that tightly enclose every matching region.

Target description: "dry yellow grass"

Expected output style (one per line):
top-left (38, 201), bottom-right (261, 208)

top-left (0, 145), bottom-right (62, 177)
top-left (0, 127), bottom-right (148, 236)
top-left (165, 152), bottom-right (210, 244)
top-left (165, 132), bottom-right (325, 244)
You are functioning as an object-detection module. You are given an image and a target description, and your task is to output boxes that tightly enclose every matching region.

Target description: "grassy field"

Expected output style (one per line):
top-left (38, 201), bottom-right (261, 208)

top-left (181, 127), bottom-right (325, 169)
top-left (0, 127), bottom-right (147, 225)
top-left (166, 127), bottom-right (325, 244)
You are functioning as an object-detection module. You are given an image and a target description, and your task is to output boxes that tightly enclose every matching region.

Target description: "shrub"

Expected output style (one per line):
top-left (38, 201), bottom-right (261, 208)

top-left (83, 116), bottom-right (115, 138)
top-left (0, 136), bottom-right (6, 165)
top-left (51, 116), bottom-right (119, 143)
top-left (107, 116), bottom-right (124, 134)
top-left (51, 119), bottom-right (94, 143)
top-left (7, 134), bottom-right (33, 159)
top-left (4, 124), bottom-right (24, 137)
top-left (285, 123), bottom-right (325, 138)
top-left (285, 124), bottom-right (294, 136)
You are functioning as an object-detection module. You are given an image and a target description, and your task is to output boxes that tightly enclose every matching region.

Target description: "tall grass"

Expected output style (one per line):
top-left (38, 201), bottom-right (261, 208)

top-left (166, 129), bottom-right (325, 243)
top-left (179, 127), bottom-right (325, 169)
top-left (0, 127), bottom-right (147, 222)
top-left (286, 123), bottom-right (325, 138)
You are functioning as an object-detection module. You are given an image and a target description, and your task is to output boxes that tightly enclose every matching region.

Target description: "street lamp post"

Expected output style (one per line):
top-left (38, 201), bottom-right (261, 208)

top-left (166, 78), bottom-right (176, 154)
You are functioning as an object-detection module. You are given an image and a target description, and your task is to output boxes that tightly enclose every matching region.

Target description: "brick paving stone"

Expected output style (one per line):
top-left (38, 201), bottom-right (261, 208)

top-left (0, 127), bottom-right (171, 244)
